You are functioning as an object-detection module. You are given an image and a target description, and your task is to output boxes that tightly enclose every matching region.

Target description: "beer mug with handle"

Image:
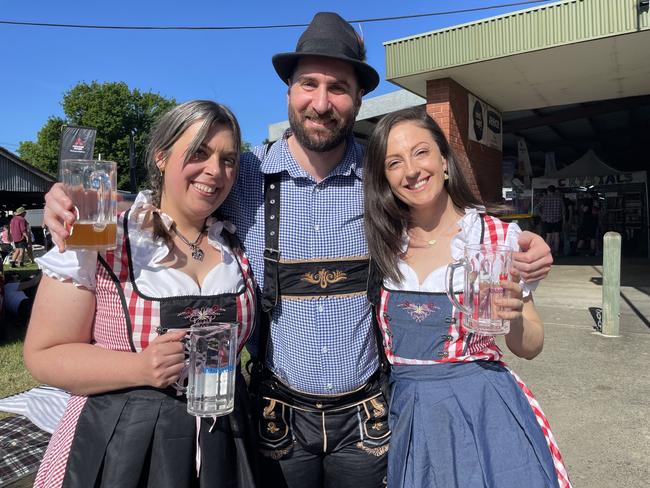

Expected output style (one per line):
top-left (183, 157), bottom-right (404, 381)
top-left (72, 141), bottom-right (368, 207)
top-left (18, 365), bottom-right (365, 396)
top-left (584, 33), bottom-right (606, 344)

top-left (60, 159), bottom-right (117, 250)
top-left (175, 322), bottom-right (239, 417)
top-left (445, 243), bottom-right (512, 335)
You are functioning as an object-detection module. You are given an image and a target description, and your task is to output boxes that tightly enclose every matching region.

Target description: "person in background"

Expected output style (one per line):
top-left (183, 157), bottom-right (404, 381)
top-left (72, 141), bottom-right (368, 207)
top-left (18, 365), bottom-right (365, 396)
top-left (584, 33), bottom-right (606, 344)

top-left (41, 12), bottom-right (554, 488)
top-left (9, 207), bottom-right (29, 267)
top-left (364, 107), bottom-right (571, 488)
top-left (537, 185), bottom-right (564, 256)
top-left (0, 210), bottom-right (9, 229)
top-left (0, 223), bottom-right (14, 262)
top-left (24, 100), bottom-right (258, 488)
top-left (577, 200), bottom-right (598, 256)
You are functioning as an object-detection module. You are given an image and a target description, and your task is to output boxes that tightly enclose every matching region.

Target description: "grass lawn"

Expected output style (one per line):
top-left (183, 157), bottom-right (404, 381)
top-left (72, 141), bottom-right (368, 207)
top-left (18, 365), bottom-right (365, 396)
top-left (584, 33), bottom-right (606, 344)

top-left (1, 261), bottom-right (40, 419)
top-left (0, 315), bottom-right (38, 420)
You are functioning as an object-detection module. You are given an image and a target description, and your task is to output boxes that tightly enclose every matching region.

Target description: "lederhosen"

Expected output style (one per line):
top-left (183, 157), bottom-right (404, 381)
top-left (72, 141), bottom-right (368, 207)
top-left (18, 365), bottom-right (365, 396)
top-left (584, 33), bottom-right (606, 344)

top-left (45, 210), bottom-right (258, 488)
top-left (250, 170), bottom-right (391, 461)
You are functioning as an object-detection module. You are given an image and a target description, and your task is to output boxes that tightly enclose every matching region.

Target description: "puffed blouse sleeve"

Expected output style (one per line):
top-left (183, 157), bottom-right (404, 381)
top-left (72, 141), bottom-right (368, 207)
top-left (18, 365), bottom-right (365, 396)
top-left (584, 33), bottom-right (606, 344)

top-left (35, 245), bottom-right (98, 290)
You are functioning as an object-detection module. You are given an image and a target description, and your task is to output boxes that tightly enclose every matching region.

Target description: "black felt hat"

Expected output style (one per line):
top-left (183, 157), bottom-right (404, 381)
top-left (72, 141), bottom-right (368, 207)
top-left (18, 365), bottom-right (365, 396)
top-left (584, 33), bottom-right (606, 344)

top-left (272, 12), bottom-right (380, 93)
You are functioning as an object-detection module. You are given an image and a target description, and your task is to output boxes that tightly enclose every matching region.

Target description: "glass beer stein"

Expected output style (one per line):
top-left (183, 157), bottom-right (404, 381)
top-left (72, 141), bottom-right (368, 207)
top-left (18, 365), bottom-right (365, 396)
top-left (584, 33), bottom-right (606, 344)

top-left (60, 159), bottom-right (117, 250)
top-left (177, 322), bottom-right (239, 417)
top-left (445, 244), bottom-right (512, 335)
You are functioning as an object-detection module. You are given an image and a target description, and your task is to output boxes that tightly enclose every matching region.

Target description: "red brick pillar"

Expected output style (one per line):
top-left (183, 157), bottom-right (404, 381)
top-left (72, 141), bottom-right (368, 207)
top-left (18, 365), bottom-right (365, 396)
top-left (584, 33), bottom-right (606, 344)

top-left (426, 78), bottom-right (503, 203)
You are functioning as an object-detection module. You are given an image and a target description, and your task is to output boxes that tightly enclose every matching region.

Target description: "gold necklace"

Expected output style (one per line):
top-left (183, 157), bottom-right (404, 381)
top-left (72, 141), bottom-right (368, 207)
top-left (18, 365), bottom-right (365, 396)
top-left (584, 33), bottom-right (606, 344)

top-left (173, 223), bottom-right (206, 261)
top-left (409, 217), bottom-right (460, 248)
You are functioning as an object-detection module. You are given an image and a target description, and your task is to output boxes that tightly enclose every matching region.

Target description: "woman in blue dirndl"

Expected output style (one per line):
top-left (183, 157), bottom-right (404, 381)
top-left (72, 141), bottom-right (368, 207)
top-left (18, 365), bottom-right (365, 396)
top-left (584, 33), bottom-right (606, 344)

top-left (363, 107), bottom-right (571, 488)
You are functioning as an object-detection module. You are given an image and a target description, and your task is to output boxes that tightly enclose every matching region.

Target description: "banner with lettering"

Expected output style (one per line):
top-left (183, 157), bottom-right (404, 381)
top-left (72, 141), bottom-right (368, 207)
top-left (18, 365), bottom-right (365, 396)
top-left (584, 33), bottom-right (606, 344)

top-left (468, 94), bottom-right (502, 151)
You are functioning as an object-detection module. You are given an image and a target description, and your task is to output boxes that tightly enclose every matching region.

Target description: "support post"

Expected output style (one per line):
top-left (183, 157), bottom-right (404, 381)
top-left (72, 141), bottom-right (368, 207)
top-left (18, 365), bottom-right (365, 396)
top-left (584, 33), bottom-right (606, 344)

top-left (601, 232), bottom-right (621, 336)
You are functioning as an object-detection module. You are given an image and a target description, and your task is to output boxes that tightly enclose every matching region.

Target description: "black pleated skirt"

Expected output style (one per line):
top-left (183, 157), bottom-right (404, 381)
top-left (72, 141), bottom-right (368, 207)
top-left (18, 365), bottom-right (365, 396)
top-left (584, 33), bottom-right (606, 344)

top-left (61, 372), bottom-right (257, 488)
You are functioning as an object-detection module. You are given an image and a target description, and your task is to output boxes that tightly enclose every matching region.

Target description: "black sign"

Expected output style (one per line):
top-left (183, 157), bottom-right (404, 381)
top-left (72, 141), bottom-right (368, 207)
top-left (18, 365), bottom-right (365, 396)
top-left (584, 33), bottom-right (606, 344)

top-left (472, 100), bottom-right (484, 141)
top-left (58, 125), bottom-right (97, 164)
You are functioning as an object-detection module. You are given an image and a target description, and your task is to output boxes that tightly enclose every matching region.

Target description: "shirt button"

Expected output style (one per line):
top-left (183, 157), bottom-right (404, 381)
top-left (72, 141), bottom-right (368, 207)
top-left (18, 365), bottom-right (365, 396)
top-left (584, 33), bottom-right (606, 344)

top-left (314, 224), bottom-right (320, 231)
top-left (318, 304), bottom-right (324, 312)
top-left (326, 383), bottom-right (333, 390)
top-left (322, 346), bottom-right (328, 354)
top-left (315, 187), bottom-right (321, 193)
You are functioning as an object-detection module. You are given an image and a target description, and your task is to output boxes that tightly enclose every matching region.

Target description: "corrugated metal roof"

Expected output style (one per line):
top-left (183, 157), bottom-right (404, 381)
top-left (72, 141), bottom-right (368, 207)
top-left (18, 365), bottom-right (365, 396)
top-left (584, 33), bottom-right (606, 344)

top-left (384, 0), bottom-right (649, 80)
top-left (0, 146), bottom-right (56, 193)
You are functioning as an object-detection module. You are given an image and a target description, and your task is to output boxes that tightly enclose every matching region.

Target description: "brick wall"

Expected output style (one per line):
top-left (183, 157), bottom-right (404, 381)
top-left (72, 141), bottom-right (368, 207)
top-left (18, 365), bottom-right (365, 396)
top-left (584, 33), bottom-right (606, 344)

top-left (426, 78), bottom-right (503, 204)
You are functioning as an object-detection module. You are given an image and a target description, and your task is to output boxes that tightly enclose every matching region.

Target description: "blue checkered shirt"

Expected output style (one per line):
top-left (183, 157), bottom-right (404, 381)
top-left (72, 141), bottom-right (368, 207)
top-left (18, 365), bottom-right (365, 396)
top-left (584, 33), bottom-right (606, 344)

top-left (220, 131), bottom-right (378, 394)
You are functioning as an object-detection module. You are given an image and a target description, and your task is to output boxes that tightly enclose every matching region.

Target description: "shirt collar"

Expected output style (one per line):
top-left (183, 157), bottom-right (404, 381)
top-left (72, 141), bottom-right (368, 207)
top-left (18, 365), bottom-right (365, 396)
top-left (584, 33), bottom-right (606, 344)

top-left (259, 129), bottom-right (363, 180)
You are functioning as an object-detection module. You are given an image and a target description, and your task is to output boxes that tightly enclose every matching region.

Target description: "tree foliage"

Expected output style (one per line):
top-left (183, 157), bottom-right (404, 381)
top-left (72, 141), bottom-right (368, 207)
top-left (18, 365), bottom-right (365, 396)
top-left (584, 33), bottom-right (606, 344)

top-left (17, 116), bottom-right (65, 176)
top-left (19, 81), bottom-right (176, 190)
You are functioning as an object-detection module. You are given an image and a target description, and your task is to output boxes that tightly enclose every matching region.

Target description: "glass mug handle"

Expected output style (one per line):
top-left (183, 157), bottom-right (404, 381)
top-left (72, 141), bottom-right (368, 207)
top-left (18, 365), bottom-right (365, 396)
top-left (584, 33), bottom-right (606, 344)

top-left (445, 258), bottom-right (472, 315)
top-left (87, 170), bottom-right (112, 228)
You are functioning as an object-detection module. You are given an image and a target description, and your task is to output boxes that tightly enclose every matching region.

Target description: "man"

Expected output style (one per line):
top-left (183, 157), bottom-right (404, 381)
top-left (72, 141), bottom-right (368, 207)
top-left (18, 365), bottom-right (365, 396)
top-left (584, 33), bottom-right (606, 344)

top-left (9, 207), bottom-right (29, 267)
top-left (537, 185), bottom-right (564, 255)
top-left (43, 12), bottom-right (552, 488)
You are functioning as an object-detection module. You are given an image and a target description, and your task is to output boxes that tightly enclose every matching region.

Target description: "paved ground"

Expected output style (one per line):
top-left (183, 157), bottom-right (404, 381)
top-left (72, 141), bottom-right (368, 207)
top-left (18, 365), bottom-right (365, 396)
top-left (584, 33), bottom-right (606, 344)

top-left (498, 256), bottom-right (650, 488)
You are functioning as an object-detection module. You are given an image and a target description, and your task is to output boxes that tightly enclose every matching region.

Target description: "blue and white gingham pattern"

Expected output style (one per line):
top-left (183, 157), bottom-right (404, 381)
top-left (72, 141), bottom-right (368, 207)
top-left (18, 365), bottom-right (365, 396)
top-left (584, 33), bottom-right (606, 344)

top-left (220, 132), bottom-right (378, 394)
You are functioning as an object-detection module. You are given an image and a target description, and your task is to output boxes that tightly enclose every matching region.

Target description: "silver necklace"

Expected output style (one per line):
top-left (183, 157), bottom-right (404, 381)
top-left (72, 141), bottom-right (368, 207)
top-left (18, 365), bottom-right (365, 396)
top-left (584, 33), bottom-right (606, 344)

top-left (173, 224), bottom-right (206, 262)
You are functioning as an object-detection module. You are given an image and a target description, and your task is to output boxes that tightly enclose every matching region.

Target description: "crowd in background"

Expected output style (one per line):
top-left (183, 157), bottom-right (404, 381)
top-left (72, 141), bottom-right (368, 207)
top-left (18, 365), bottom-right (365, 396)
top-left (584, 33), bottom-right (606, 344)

top-left (0, 209), bottom-right (53, 267)
top-left (535, 185), bottom-right (601, 257)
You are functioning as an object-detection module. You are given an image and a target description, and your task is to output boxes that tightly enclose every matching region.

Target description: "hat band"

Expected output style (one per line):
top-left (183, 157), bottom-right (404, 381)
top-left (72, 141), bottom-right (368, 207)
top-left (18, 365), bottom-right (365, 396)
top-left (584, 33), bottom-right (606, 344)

top-left (296, 38), bottom-right (360, 62)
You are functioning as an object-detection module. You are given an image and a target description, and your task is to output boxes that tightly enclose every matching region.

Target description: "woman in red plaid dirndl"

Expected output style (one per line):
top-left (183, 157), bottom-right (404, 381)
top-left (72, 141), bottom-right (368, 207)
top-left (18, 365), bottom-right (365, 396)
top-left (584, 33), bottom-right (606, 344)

top-left (24, 101), bottom-right (258, 488)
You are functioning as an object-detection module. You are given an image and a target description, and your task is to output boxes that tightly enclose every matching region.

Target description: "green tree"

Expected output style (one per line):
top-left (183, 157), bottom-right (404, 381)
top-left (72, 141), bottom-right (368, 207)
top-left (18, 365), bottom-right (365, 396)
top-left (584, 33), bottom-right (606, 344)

top-left (19, 81), bottom-right (176, 190)
top-left (17, 116), bottom-right (66, 176)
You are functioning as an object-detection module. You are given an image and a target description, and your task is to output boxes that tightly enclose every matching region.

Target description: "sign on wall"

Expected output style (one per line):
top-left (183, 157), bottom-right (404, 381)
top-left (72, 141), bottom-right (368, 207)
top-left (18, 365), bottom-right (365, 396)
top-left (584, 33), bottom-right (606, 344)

top-left (468, 94), bottom-right (502, 151)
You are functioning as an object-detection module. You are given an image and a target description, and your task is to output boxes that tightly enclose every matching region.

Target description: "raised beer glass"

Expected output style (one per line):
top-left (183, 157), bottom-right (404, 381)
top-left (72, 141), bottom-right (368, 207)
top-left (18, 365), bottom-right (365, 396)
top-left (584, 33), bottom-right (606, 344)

top-left (60, 159), bottom-right (117, 250)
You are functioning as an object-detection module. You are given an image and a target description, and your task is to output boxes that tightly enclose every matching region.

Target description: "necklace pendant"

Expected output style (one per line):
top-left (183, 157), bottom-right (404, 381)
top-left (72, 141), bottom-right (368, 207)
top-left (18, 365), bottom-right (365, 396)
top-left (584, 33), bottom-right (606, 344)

top-left (427, 239), bottom-right (437, 247)
top-left (190, 244), bottom-right (204, 262)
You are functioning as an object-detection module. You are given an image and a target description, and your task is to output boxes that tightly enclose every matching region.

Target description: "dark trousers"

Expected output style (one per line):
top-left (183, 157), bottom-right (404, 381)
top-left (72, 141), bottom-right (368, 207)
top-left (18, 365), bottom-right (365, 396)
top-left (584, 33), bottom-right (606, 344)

top-left (256, 376), bottom-right (389, 488)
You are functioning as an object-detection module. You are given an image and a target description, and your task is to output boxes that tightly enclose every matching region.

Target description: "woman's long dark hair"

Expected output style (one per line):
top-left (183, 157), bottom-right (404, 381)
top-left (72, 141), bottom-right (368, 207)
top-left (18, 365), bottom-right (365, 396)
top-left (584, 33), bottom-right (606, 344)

top-left (363, 106), bottom-right (483, 283)
top-left (145, 100), bottom-right (242, 243)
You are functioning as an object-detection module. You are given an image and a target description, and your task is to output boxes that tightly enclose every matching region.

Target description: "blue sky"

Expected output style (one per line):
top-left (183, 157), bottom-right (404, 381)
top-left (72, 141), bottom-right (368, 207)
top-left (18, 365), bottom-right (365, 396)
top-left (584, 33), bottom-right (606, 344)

top-left (0, 0), bottom-right (554, 153)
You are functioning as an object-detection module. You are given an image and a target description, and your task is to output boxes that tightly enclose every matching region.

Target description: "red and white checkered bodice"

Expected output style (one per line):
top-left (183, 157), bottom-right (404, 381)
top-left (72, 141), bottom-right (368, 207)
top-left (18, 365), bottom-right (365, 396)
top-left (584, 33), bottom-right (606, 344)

top-left (92, 211), bottom-right (256, 355)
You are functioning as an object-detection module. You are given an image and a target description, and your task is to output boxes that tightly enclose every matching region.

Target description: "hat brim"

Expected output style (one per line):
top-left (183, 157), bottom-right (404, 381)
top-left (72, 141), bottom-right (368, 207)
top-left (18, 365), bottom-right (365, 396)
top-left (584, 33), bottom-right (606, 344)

top-left (272, 52), bottom-right (380, 94)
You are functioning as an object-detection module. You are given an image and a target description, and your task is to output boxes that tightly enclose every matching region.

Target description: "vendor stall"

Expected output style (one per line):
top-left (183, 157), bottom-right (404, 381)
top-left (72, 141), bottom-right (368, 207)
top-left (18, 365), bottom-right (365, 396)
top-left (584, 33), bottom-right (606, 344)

top-left (532, 150), bottom-right (648, 257)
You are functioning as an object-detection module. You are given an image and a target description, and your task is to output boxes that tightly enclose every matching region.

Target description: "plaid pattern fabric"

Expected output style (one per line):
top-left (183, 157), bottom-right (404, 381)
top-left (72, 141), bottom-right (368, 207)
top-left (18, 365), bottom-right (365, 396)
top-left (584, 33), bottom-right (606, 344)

top-left (95, 212), bottom-right (256, 354)
top-left (0, 415), bottom-right (51, 486)
top-left (221, 132), bottom-right (379, 394)
top-left (539, 193), bottom-right (564, 223)
top-left (506, 367), bottom-right (572, 488)
top-left (373, 213), bottom-right (572, 487)
top-left (376, 214), bottom-right (507, 365)
top-left (33, 212), bottom-right (257, 488)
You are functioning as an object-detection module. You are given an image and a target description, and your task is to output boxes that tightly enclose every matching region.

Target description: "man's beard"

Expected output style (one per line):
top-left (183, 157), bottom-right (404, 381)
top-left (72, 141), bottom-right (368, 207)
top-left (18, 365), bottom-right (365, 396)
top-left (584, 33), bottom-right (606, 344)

top-left (288, 107), bottom-right (356, 152)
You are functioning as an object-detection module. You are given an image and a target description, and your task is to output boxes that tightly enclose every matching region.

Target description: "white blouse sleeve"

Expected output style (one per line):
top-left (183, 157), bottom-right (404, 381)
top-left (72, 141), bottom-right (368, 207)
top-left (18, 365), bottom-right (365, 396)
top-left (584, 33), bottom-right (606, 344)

top-left (504, 221), bottom-right (539, 296)
top-left (35, 245), bottom-right (98, 290)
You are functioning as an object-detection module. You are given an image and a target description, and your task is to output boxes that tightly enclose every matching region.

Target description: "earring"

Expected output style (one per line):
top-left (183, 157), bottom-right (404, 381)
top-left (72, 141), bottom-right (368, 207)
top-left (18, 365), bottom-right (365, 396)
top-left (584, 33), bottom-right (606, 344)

top-left (444, 171), bottom-right (449, 181)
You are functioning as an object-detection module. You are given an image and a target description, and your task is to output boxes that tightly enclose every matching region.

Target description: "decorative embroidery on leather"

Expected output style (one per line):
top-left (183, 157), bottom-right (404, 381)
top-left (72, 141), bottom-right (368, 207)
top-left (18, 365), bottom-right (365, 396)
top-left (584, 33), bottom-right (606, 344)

top-left (356, 442), bottom-right (390, 457)
top-left (397, 301), bottom-right (440, 323)
top-left (371, 422), bottom-right (384, 431)
top-left (177, 305), bottom-right (226, 325)
top-left (261, 447), bottom-right (293, 460)
top-left (263, 399), bottom-right (277, 419)
top-left (281, 291), bottom-right (367, 301)
top-left (301, 269), bottom-right (348, 288)
top-left (266, 422), bottom-right (280, 434)
top-left (370, 398), bottom-right (386, 418)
